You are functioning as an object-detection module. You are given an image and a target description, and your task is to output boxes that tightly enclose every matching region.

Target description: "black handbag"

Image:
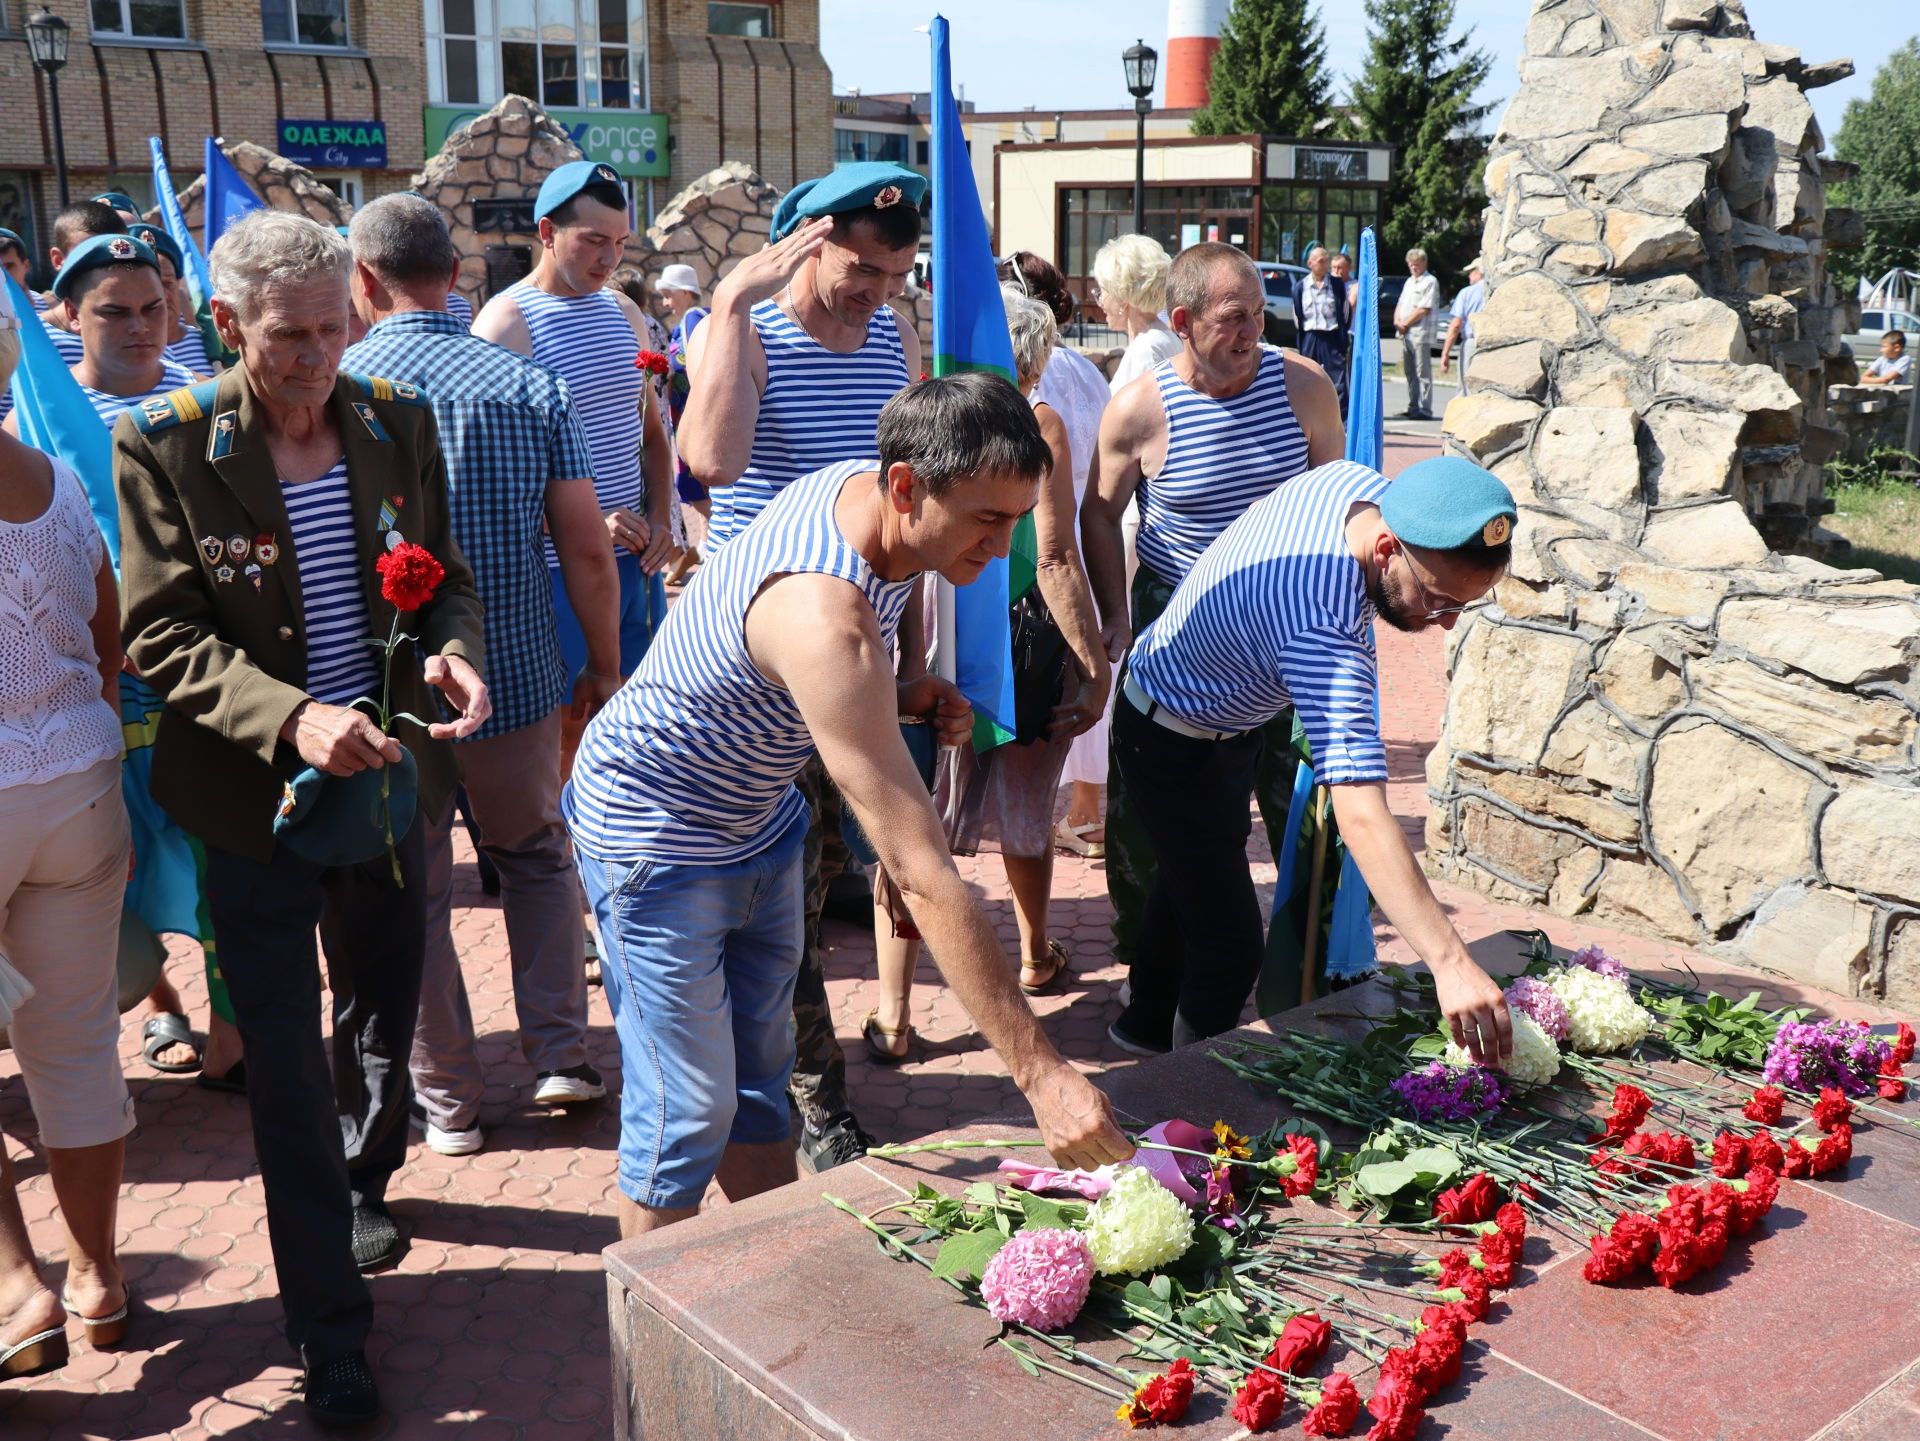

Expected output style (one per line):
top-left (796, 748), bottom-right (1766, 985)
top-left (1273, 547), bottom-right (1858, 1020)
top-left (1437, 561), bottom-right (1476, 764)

top-left (1008, 586), bottom-right (1071, 745)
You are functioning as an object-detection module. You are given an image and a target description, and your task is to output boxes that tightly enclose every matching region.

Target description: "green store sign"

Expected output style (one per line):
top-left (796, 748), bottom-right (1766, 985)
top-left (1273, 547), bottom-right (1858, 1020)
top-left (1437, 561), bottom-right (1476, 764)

top-left (423, 105), bottom-right (670, 179)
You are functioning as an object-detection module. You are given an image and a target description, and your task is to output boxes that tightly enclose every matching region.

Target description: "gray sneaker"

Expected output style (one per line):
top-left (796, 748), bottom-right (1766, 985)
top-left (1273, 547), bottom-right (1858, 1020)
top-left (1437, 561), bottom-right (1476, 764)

top-left (799, 1116), bottom-right (876, 1173)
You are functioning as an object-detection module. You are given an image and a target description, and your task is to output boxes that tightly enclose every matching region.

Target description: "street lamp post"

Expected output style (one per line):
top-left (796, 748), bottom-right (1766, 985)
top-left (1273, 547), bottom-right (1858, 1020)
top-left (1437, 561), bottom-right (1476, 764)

top-left (1122, 39), bottom-right (1157, 238)
top-left (26, 9), bottom-right (72, 212)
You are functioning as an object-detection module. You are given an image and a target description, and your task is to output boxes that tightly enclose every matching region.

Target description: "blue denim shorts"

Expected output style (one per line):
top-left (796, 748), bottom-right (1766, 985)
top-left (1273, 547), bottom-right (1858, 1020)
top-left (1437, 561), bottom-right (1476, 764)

top-left (579, 810), bottom-right (807, 1209)
top-left (551, 552), bottom-right (667, 682)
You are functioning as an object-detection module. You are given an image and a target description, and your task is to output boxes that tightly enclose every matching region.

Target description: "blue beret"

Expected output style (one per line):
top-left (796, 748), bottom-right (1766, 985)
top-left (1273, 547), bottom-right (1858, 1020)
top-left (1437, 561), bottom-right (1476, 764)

top-left (52, 233), bottom-right (160, 300)
top-left (1379, 455), bottom-right (1518, 550)
top-left (534, 160), bottom-right (627, 223)
top-left (126, 222), bottom-right (183, 272)
top-left (92, 191), bottom-right (139, 214)
top-left (771, 163), bottom-right (927, 241)
top-left (272, 750), bottom-right (419, 867)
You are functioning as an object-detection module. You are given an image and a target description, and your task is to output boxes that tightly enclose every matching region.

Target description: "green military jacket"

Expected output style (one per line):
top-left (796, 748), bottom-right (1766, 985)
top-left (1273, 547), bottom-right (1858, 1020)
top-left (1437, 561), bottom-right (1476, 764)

top-left (114, 364), bottom-right (485, 862)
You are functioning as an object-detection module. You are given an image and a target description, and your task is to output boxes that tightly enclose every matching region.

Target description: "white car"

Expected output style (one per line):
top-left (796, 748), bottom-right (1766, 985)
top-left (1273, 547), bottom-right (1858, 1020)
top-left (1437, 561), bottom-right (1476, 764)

top-left (1848, 306), bottom-right (1920, 362)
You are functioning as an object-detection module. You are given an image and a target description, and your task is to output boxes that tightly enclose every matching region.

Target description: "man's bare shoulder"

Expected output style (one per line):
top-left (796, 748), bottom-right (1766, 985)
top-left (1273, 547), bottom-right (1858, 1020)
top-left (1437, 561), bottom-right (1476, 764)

top-left (1100, 368), bottom-right (1166, 446)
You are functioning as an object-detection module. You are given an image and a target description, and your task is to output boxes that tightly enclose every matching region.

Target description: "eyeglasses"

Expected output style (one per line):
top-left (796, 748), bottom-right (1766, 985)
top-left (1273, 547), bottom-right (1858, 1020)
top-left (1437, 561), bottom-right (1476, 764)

top-left (1398, 547), bottom-right (1476, 620)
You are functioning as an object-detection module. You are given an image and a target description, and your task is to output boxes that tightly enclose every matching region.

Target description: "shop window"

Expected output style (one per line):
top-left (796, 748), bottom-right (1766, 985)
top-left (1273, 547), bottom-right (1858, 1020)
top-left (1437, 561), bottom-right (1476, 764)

top-left (432, 0), bottom-right (643, 109)
top-left (834, 129), bottom-right (909, 167)
top-left (708, 1), bottom-right (770, 36)
top-left (1058, 184), bottom-right (1254, 286)
top-left (261, 0), bottom-right (348, 47)
top-left (92, 0), bottom-right (186, 39)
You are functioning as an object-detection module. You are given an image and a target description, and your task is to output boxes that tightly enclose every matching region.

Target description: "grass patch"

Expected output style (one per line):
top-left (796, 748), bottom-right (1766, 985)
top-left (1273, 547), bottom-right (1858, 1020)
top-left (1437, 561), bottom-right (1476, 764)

top-left (1822, 447), bottom-right (1920, 584)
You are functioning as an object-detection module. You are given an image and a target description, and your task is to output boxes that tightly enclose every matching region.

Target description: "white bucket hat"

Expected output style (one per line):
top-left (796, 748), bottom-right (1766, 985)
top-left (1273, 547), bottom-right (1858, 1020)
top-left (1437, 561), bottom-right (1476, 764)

top-left (656, 263), bottom-right (701, 295)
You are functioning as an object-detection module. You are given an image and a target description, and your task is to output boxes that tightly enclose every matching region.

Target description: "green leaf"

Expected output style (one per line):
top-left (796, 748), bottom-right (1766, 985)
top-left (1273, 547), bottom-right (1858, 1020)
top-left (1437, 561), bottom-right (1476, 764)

top-left (1123, 1279), bottom-right (1172, 1319)
top-left (1402, 1146), bottom-right (1463, 1187)
top-left (1005, 1342), bottom-right (1040, 1377)
top-left (931, 1228), bottom-right (1008, 1281)
top-left (963, 1181), bottom-right (1000, 1208)
top-left (1014, 1193), bottom-right (1084, 1232)
top-left (1355, 1160), bottom-right (1422, 1198)
top-left (911, 1182), bottom-right (940, 1202)
top-left (1149, 1274), bottom-right (1175, 1303)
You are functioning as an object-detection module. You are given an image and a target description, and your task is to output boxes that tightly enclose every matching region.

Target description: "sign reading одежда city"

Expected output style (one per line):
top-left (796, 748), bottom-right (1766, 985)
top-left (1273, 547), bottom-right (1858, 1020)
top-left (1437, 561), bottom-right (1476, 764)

top-left (422, 106), bottom-right (669, 179)
top-left (278, 119), bottom-right (388, 169)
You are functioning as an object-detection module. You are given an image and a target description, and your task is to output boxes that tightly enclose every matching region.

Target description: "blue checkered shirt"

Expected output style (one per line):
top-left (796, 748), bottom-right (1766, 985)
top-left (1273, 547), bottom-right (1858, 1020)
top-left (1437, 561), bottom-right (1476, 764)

top-left (344, 310), bottom-right (596, 740)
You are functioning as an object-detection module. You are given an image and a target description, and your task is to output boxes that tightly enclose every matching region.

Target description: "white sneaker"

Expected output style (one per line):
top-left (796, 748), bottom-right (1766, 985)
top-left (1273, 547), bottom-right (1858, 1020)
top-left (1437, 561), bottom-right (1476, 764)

top-left (533, 1064), bottom-right (607, 1106)
top-left (409, 1104), bottom-right (484, 1156)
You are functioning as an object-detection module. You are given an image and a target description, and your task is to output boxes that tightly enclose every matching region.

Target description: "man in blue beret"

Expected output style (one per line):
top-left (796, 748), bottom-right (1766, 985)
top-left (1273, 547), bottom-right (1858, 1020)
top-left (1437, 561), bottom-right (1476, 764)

top-left (39, 200), bottom-right (130, 362)
top-left (670, 158), bottom-right (924, 1173)
top-left (92, 190), bottom-right (142, 224)
top-left (128, 221), bottom-right (217, 377)
top-left (1110, 454), bottom-right (1518, 1064)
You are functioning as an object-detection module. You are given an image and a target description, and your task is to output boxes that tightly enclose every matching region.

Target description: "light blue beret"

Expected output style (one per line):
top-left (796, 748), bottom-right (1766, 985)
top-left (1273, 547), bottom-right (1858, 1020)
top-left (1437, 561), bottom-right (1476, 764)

top-left (52, 233), bottom-right (159, 300)
top-left (1379, 455), bottom-right (1518, 550)
top-left (771, 162), bottom-right (927, 241)
top-left (535, 160), bottom-right (627, 223)
top-left (127, 222), bottom-right (183, 273)
top-left (272, 750), bottom-right (419, 867)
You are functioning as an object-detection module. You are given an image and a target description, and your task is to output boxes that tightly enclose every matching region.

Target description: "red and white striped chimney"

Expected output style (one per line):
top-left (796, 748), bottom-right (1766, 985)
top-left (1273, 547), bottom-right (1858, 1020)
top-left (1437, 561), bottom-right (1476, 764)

top-left (1165, 0), bottom-right (1229, 109)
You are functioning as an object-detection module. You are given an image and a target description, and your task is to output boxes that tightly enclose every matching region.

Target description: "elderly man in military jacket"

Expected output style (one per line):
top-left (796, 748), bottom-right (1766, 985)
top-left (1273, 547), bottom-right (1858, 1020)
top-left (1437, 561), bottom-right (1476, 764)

top-left (114, 210), bottom-right (486, 1429)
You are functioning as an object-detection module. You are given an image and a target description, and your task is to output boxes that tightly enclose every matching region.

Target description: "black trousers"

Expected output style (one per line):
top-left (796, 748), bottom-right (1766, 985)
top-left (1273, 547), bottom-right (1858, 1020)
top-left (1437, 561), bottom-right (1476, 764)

top-left (1298, 330), bottom-right (1350, 417)
top-left (203, 820), bottom-right (428, 1362)
top-left (1111, 692), bottom-right (1283, 1049)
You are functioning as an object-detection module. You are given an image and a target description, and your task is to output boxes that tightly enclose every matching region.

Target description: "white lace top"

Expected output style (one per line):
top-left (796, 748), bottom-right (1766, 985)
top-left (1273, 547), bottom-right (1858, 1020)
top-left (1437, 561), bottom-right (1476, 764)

top-left (0, 457), bottom-right (121, 789)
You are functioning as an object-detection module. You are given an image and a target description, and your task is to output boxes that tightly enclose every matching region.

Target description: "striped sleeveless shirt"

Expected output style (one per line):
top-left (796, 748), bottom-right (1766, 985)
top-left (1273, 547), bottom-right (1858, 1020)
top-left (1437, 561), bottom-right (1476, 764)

top-left (282, 460), bottom-right (382, 706)
top-left (564, 459), bottom-right (916, 865)
top-left (505, 279), bottom-right (644, 566)
top-left (78, 360), bottom-right (195, 431)
top-left (1136, 345), bottom-right (1309, 587)
top-left (706, 299), bottom-right (908, 552)
top-left (1129, 460), bottom-right (1390, 785)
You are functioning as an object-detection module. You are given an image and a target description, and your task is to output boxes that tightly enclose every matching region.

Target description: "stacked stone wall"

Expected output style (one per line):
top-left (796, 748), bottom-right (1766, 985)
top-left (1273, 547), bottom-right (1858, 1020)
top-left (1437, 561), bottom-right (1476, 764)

top-left (1431, 0), bottom-right (1920, 1008)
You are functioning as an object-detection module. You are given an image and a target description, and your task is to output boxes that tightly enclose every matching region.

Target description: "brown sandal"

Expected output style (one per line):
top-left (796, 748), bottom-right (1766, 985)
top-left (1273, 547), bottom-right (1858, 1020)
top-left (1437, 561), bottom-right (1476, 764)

top-left (61, 1285), bottom-right (130, 1350)
top-left (0, 1325), bottom-right (67, 1380)
top-left (861, 1009), bottom-right (914, 1066)
top-left (1019, 939), bottom-right (1072, 996)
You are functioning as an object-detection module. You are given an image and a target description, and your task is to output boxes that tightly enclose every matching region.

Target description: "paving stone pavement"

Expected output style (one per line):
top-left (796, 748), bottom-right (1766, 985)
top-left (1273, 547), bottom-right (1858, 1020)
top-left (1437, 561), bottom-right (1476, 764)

top-left (0, 433), bottom-right (1870, 1437)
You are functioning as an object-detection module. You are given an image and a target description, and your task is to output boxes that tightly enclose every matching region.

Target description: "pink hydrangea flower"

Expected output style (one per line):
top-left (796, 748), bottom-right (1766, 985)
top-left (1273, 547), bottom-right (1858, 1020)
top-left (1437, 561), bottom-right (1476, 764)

top-left (978, 1227), bottom-right (1096, 1330)
top-left (1569, 945), bottom-right (1629, 983)
top-left (1504, 976), bottom-right (1571, 1042)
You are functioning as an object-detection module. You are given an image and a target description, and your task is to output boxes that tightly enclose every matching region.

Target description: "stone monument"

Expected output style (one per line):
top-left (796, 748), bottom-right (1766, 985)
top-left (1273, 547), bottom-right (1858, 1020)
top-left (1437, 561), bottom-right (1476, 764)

top-left (147, 139), bottom-right (352, 237)
top-left (1430, 0), bottom-right (1920, 1007)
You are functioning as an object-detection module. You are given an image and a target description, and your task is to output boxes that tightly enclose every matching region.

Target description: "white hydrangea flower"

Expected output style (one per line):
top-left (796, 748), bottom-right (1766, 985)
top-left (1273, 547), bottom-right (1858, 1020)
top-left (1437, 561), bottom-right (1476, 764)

top-left (1446, 1009), bottom-right (1561, 1086)
top-left (1080, 1164), bottom-right (1196, 1276)
top-left (1545, 964), bottom-right (1653, 1053)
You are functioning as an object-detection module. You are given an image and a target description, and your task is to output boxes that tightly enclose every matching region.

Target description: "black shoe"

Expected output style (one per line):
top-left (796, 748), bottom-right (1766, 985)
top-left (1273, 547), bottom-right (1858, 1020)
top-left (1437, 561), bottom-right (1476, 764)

top-left (350, 1201), bottom-right (402, 1274)
top-left (799, 1115), bottom-right (877, 1174)
top-left (303, 1348), bottom-right (380, 1428)
top-left (1107, 1020), bottom-right (1172, 1058)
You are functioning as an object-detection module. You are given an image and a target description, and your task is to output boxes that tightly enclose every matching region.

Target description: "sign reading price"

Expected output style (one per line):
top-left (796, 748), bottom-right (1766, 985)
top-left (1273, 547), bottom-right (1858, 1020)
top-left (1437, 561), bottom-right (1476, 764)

top-left (423, 106), bottom-right (671, 180)
top-left (278, 120), bottom-right (388, 169)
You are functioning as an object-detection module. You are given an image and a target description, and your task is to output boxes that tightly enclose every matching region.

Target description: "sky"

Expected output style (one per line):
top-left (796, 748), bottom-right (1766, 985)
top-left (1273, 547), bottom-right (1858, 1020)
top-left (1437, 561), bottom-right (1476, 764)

top-left (820, 0), bottom-right (1908, 148)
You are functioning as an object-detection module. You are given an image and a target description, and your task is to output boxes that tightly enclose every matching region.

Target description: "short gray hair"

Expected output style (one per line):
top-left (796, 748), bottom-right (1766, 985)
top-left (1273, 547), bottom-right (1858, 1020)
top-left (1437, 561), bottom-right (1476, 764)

top-left (1305, 245), bottom-right (1328, 264)
top-left (349, 194), bottom-right (456, 287)
top-left (1406, 247), bottom-right (1428, 265)
top-left (1002, 283), bottom-right (1057, 387)
top-left (1167, 242), bottom-right (1260, 320)
top-left (209, 209), bottom-right (350, 319)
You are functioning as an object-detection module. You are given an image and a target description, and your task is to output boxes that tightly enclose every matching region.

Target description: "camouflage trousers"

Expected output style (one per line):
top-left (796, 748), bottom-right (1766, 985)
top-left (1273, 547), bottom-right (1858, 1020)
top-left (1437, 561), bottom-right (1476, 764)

top-left (789, 757), bottom-right (853, 1133)
top-left (1106, 565), bottom-right (1302, 994)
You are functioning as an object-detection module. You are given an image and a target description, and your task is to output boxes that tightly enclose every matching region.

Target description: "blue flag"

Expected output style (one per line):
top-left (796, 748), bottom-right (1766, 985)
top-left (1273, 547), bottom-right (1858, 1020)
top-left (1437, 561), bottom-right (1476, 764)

top-left (203, 137), bottom-right (266, 253)
top-left (929, 14), bottom-right (1018, 750)
top-left (7, 274), bottom-right (119, 563)
top-left (152, 137), bottom-right (231, 366)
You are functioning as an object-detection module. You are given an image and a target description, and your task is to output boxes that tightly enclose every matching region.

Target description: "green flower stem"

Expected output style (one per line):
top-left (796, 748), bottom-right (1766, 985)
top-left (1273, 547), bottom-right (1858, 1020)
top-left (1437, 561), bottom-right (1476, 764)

top-left (995, 1340), bottom-right (1132, 1402)
top-left (377, 608), bottom-right (403, 888)
top-left (1237, 1275), bottom-right (1405, 1353)
top-left (862, 1135), bottom-right (1287, 1175)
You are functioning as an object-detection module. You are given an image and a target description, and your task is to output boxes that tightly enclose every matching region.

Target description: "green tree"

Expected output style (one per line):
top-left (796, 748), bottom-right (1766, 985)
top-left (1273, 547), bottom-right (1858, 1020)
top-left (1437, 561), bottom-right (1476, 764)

top-left (1344, 0), bottom-right (1492, 277)
top-left (1833, 39), bottom-right (1920, 290)
top-left (1190, 0), bottom-right (1334, 140)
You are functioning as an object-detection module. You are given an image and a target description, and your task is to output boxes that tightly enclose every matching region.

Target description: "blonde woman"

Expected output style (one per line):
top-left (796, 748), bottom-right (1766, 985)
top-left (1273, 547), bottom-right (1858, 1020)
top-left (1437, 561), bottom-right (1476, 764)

top-left (1094, 234), bottom-right (1181, 393)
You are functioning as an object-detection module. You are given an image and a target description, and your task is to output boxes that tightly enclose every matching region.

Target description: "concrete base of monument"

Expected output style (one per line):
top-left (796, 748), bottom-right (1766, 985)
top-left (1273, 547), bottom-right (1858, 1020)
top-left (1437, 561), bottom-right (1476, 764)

top-left (603, 938), bottom-right (1920, 1441)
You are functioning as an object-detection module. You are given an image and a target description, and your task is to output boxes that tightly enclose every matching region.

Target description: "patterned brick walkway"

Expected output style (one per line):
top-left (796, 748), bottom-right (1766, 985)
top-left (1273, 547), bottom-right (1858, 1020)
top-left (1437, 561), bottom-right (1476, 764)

top-left (0, 434), bottom-right (1865, 1437)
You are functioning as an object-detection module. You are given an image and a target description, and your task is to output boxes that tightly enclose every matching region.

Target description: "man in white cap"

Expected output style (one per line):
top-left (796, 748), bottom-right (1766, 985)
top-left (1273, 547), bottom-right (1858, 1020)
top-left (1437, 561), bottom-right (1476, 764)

top-left (1440, 259), bottom-right (1485, 395)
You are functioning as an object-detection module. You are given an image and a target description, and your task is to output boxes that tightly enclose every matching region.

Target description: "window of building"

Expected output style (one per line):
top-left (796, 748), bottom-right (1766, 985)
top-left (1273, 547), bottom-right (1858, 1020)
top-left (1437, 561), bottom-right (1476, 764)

top-left (91, 0), bottom-right (186, 39)
top-left (708, 1), bottom-right (770, 36)
top-left (1058, 185), bottom-right (1255, 287)
top-left (1261, 184), bottom-right (1379, 267)
top-left (261, 0), bottom-right (348, 47)
top-left (313, 173), bottom-right (362, 209)
top-left (430, 0), bottom-right (645, 108)
top-left (834, 129), bottom-right (909, 168)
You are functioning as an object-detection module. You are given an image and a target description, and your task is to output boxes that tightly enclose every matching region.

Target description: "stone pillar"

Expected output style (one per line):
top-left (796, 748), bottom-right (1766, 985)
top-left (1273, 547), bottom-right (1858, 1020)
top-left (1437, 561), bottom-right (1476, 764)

top-left (1429, 1), bottom-right (1920, 1007)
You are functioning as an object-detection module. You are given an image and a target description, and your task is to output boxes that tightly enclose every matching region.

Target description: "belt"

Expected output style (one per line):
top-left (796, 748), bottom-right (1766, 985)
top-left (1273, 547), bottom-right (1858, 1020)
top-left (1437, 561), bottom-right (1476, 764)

top-left (1123, 672), bottom-right (1237, 742)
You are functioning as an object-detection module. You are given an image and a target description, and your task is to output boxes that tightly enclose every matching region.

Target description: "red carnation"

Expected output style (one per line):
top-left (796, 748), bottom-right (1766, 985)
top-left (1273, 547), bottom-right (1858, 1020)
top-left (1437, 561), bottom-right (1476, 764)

top-left (1710, 1131), bottom-right (1749, 1178)
top-left (1452, 1272), bottom-right (1492, 1322)
top-left (1365, 1367), bottom-right (1427, 1441)
top-left (1896, 1022), bottom-right (1916, 1066)
top-left (1743, 1086), bottom-right (1786, 1124)
top-left (1231, 1367), bottom-right (1288, 1432)
top-left (1477, 1230), bottom-right (1521, 1289)
top-left (634, 349), bottom-right (670, 375)
top-left (376, 541), bottom-right (445, 613)
top-left (1282, 1133), bottom-right (1320, 1198)
top-left (1743, 1132), bottom-right (1786, 1172)
top-left (1584, 1211), bottom-right (1659, 1284)
top-left (1622, 1130), bottom-right (1697, 1173)
top-left (1434, 1172), bottom-right (1500, 1225)
top-left (1810, 1121), bottom-right (1853, 1176)
top-left (1410, 1324), bottom-right (1465, 1390)
top-left (1126, 1357), bottom-right (1194, 1425)
top-left (1783, 1137), bottom-right (1814, 1178)
top-left (1731, 1165), bottom-right (1779, 1235)
top-left (1879, 1056), bottom-right (1909, 1102)
top-left (1433, 1248), bottom-right (1478, 1288)
top-left (1812, 1088), bottom-right (1854, 1132)
top-left (1267, 1312), bottom-right (1333, 1376)
top-left (1493, 1202), bottom-right (1527, 1249)
top-left (1590, 1084), bottom-right (1653, 1143)
top-left (1303, 1373), bottom-right (1362, 1437)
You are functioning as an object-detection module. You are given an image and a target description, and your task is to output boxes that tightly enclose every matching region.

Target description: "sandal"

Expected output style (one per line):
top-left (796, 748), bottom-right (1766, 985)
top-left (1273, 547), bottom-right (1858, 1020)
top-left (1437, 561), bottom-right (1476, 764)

top-left (140, 1013), bottom-right (201, 1074)
top-left (61, 1284), bottom-right (130, 1349)
top-left (1053, 821), bottom-right (1107, 859)
top-left (861, 1009), bottom-right (914, 1066)
top-left (0, 1325), bottom-right (67, 1381)
top-left (1019, 939), bottom-right (1072, 996)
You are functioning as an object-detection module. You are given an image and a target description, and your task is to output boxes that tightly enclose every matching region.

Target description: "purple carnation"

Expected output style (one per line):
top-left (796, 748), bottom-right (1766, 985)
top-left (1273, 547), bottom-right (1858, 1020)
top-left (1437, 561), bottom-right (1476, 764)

top-left (1505, 976), bottom-right (1571, 1042)
top-left (1390, 1060), bottom-right (1511, 1122)
top-left (1762, 1018), bottom-right (1892, 1097)
top-left (978, 1227), bottom-right (1096, 1330)
top-left (1569, 945), bottom-right (1629, 983)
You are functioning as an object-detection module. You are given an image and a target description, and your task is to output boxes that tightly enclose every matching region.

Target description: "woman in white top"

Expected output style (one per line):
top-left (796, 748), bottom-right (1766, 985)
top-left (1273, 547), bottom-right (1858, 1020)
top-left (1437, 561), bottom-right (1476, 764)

top-left (0, 286), bottom-right (136, 1378)
top-left (1096, 234), bottom-right (1183, 393)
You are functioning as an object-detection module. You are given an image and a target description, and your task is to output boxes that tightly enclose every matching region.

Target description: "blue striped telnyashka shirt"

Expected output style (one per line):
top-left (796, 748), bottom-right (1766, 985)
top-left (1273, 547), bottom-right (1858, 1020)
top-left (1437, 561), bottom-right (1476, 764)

top-left (705, 299), bottom-right (908, 553)
top-left (1128, 459), bottom-right (1391, 786)
top-left (166, 326), bottom-right (214, 376)
top-left (45, 320), bottom-right (82, 365)
top-left (1136, 345), bottom-right (1309, 587)
top-left (445, 291), bottom-right (474, 328)
top-left (504, 279), bottom-right (643, 566)
top-left (343, 310), bottom-right (596, 740)
top-left (281, 460), bottom-right (381, 707)
top-left (565, 460), bottom-right (916, 865)
top-left (77, 359), bottom-right (195, 431)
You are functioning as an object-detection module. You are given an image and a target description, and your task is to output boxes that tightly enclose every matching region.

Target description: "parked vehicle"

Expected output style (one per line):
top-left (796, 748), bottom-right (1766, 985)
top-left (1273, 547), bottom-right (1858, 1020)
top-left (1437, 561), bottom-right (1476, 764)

top-left (1255, 262), bottom-right (1309, 346)
top-left (1847, 307), bottom-right (1920, 362)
